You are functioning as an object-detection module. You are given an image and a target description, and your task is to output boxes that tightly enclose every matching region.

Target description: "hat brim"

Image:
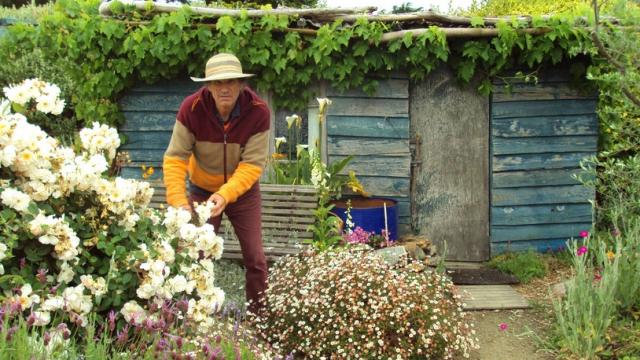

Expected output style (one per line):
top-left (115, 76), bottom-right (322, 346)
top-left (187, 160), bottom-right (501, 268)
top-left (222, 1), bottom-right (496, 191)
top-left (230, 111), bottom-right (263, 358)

top-left (191, 73), bottom-right (254, 82)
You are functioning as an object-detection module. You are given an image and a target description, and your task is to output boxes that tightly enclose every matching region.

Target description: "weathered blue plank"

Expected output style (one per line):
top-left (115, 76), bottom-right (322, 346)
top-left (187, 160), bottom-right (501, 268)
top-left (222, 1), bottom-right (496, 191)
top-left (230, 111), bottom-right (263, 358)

top-left (492, 115), bottom-right (598, 137)
top-left (120, 93), bottom-right (186, 111)
top-left (492, 83), bottom-right (597, 102)
top-left (328, 98), bottom-right (408, 117)
top-left (128, 79), bottom-right (200, 94)
top-left (491, 222), bottom-right (593, 242)
top-left (327, 79), bottom-right (409, 99)
top-left (492, 203), bottom-right (593, 225)
top-left (328, 137), bottom-right (410, 156)
top-left (327, 116), bottom-right (409, 139)
top-left (492, 136), bottom-right (598, 155)
top-left (493, 152), bottom-right (594, 172)
top-left (120, 131), bottom-right (172, 150)
top-left (330, 155), bottom-right (410, 178)
top-left (120, 166), bottom-right (164, 181)
top-left (492, 100), bottom-right (597, 118)
top-left (492, 168), bottom-right (588, 188)
top-left (356, 176), bottom-right (409, 197)
top-left (491, 238), bottom-right (576, 255)
top-left (121, 112), bottom-right (177, 131)
top-left (492, 185), bottom-right (594, 206)
top-left (122, 149), bottom-right (166, 162)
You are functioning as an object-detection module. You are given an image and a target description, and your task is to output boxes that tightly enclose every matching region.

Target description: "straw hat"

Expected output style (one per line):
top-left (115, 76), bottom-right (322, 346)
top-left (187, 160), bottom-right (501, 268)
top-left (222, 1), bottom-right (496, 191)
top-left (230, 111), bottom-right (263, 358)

top-left (190, 53), bottom-right (254, 82)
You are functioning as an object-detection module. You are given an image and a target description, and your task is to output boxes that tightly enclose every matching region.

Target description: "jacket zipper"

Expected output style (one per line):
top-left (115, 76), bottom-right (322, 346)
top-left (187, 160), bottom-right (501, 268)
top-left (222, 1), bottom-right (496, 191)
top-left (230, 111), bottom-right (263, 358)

top-left (223, 130), bottom-right (228, 183)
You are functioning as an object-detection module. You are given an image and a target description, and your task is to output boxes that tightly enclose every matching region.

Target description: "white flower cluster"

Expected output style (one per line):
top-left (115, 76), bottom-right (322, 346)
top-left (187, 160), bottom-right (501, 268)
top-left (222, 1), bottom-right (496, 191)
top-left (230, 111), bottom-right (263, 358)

top-left (3, 78), bottom-right (65, 115)
top-left (79, 121), bottom-right (121, 161)
top-left (310, 155), bottom-right (329, 190)
top-left (0, 187), bottom-right (31, 212)
top-left (125, 202), bottom-right (225, 327)
top-left (0, 79), bottom-right (227, 333)
top-left (38, 284), bottom-right (94, 326)
top-left (29, 212), bottom-right (80, 261)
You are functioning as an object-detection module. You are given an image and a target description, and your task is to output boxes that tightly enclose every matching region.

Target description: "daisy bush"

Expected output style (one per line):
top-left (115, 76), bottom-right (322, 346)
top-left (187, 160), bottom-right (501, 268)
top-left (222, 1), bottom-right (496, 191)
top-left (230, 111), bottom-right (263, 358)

top-left (252, 247), bottom-right (478, 359)
top-left (0, 79), bottom-right (228, 336)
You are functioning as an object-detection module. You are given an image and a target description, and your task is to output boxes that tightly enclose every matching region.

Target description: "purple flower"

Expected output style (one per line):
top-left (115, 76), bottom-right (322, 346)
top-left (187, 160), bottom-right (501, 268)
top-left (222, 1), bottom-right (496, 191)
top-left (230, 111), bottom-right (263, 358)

top-left (579, 230), bottom-right (590, 238)
top-left (498, 322), bottom-right (508, 331)
top-left (116, 324), bottom-right (130, 345)
top-left (156, 338), bottom-right (170, 352)
top-left (36, 268), bottom-right (48, 284)
top-left (108, 310), bottom-right (117, 332)
top-left (577, 246), bottom-right (588, 256)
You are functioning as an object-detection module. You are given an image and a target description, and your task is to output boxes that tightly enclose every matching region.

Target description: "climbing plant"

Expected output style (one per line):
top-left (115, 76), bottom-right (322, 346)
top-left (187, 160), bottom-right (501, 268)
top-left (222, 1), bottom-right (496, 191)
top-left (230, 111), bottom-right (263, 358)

top-left (0, 0), bottom-right (599, 133)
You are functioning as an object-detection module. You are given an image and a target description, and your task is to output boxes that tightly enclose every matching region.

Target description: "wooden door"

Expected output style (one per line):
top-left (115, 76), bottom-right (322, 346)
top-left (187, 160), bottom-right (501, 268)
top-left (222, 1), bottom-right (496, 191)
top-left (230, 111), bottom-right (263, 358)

top-left (410, 66), bottom-right (490, 261)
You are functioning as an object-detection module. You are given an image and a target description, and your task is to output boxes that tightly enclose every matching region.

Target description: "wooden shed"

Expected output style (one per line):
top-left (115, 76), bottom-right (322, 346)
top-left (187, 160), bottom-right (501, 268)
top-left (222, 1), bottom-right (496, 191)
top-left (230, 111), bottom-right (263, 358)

top-left (113, 6), bottom-right (598, 262)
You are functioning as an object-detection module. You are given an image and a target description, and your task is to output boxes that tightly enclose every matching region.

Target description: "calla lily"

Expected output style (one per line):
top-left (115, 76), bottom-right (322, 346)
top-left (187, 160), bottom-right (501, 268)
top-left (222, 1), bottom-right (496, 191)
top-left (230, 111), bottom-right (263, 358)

top-left (285, 114), bottom-right (300, 129)
top-left (296, 144), bottom-right (309, 157)
top-left (317, 98), bottom-right (332, 115)
top-left (275, 136), bottom-right (287, 152)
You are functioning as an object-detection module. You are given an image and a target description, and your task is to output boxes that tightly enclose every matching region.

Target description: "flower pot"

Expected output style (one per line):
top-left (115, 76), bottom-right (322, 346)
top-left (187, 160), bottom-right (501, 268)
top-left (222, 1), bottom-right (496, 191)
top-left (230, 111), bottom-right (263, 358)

top-left (331, 197), bottom-right (399, 241)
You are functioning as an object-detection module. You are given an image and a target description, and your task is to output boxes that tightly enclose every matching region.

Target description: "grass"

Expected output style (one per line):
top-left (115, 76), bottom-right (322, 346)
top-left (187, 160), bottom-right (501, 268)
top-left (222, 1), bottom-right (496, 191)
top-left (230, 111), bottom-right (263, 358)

top-left (488, 249), bottom-right (548, 283)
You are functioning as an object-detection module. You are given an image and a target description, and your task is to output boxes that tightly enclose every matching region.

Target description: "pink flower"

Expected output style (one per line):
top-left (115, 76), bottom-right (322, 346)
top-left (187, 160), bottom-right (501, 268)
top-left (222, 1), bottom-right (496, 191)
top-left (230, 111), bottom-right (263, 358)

top-left (579, 230), bottom-right (589, 238)
top-left (577, 246), bottom-right (588, 256)
top-left (498, 322), bottom-right (508, 331)
top-left (594, 273), bottom-right (602, 281)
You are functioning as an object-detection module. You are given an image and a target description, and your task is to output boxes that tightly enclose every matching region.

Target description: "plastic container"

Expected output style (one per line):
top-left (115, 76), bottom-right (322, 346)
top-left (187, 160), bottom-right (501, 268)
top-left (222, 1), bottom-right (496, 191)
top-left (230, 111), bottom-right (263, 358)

top-left (331, 197), bottom-right (399, 241)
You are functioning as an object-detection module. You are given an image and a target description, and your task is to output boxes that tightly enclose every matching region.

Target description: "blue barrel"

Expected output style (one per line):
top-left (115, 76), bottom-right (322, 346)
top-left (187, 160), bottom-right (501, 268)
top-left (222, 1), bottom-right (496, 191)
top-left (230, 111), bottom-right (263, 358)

top-left (331, 197), bottom-right (399, 241)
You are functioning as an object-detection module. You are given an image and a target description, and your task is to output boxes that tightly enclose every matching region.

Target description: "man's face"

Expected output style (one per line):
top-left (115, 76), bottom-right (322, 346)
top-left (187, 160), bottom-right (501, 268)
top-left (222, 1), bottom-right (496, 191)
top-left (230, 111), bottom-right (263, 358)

top-left (207, 79), bottom-right (242, 116)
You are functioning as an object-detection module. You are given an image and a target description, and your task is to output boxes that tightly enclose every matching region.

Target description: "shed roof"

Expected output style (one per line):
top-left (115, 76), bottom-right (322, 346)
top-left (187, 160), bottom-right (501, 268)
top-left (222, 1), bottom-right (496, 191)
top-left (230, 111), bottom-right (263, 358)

top-left (98, 0), bottom-right (614, 40)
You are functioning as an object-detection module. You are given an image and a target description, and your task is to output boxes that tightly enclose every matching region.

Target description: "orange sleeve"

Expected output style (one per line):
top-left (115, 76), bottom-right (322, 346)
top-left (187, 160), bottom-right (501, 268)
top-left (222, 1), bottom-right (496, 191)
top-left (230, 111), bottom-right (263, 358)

top-left (163, 120), bottom-right (194, 208)
top-left (163, 156), bottom-right (190, 208)
top-left (216, 129), bottom-right (269, 204)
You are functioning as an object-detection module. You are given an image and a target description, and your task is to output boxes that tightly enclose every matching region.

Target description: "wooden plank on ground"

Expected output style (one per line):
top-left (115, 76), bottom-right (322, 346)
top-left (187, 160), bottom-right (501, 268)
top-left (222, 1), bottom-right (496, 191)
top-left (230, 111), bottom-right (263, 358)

top-left (458, 285), bottom-right (529, 310)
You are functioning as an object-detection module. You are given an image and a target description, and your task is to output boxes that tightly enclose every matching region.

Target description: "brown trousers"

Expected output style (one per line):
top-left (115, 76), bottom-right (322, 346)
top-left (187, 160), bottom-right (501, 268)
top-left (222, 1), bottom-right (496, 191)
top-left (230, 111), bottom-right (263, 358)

top-left (189, 183), bottom-right (267, 313)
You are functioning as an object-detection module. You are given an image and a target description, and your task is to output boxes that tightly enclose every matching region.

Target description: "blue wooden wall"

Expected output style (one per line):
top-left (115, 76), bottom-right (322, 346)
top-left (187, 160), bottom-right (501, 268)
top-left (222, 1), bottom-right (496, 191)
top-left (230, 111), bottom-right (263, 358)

top-left (118, 79), bottom-right (199, 180)
top-left (326, 76), bottom-right (412, 233)
top-left (490, 73), bottom-right (598, 254)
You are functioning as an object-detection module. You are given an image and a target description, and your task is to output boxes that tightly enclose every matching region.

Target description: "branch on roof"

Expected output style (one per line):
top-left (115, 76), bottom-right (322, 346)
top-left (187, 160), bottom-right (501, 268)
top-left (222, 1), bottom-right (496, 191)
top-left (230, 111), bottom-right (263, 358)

top-left (99, 1), bottom-right (376, 18)
top-left (379, 27), bottom-right (552, 42)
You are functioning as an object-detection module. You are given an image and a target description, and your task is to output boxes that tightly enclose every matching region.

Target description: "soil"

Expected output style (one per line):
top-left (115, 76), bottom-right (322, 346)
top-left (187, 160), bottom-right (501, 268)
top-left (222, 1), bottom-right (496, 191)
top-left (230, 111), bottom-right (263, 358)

top-left (464, 256), bottom-right (573, 359)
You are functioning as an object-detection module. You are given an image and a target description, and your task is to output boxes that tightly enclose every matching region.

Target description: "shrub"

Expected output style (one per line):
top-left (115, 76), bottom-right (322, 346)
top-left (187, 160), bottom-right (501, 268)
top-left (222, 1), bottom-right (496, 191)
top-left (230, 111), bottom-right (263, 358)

top-left (552, 236), bottom-right (621, 359)
top-left (252, 247), bottom-right (478, 359)
top-left (0, 79), bottom-right (230, 338)
top-left (488, 249), bottom-right (547, 283)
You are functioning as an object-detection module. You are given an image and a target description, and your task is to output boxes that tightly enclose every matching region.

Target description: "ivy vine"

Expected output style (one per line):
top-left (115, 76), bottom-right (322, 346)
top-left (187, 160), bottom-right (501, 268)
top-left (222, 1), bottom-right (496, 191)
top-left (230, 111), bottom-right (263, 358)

top-left (0, 0), bottom-right (597, 128)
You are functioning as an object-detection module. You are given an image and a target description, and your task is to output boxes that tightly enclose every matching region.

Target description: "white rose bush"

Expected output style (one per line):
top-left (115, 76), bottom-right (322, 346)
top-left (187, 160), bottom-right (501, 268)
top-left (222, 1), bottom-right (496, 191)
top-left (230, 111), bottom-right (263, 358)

top-left (0, 79), bottom-right (255, 357)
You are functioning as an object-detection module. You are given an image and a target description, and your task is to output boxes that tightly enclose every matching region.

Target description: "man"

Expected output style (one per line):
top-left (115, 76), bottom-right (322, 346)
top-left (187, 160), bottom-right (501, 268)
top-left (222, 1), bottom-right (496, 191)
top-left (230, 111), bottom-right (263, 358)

top-left (163, 53), bottom-right (270, 313)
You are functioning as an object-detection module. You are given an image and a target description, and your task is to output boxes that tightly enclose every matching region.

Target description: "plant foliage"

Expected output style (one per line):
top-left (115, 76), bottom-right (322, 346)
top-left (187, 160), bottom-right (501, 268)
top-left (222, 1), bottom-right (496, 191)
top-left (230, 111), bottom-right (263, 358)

top-left (0, 0), bottom-right (600, 139)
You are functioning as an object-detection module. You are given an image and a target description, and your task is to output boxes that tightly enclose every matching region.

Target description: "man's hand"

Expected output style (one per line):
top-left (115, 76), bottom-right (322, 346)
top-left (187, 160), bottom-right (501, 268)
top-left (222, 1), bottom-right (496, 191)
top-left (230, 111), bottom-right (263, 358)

top-left (208, 193), bottom-right (227, 218)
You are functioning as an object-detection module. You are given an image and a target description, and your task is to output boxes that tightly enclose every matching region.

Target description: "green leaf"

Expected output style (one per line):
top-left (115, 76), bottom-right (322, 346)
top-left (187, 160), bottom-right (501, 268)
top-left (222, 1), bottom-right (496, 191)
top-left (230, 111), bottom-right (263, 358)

top-left (216, 16), bottom-right (234, 35)
top-left (470, 17), bottom-right (485, 28)
top-left (402, 32), bottom-right (414, 48)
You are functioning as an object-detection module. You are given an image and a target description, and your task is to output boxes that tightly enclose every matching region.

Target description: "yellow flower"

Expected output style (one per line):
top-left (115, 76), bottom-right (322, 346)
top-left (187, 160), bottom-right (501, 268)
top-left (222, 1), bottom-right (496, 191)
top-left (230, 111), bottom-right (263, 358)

top-left (347, 170), bottom-right (370, 197)
top-left (606, 250), bottom-right (615, 261)
top-left (141, 165), bottom-right (154, 179)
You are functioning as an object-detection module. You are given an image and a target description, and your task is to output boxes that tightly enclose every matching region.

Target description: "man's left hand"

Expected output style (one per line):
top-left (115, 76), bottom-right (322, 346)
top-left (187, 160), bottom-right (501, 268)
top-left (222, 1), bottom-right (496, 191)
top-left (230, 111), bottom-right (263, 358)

top-left (208, 193), bottom-right (227, 218)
